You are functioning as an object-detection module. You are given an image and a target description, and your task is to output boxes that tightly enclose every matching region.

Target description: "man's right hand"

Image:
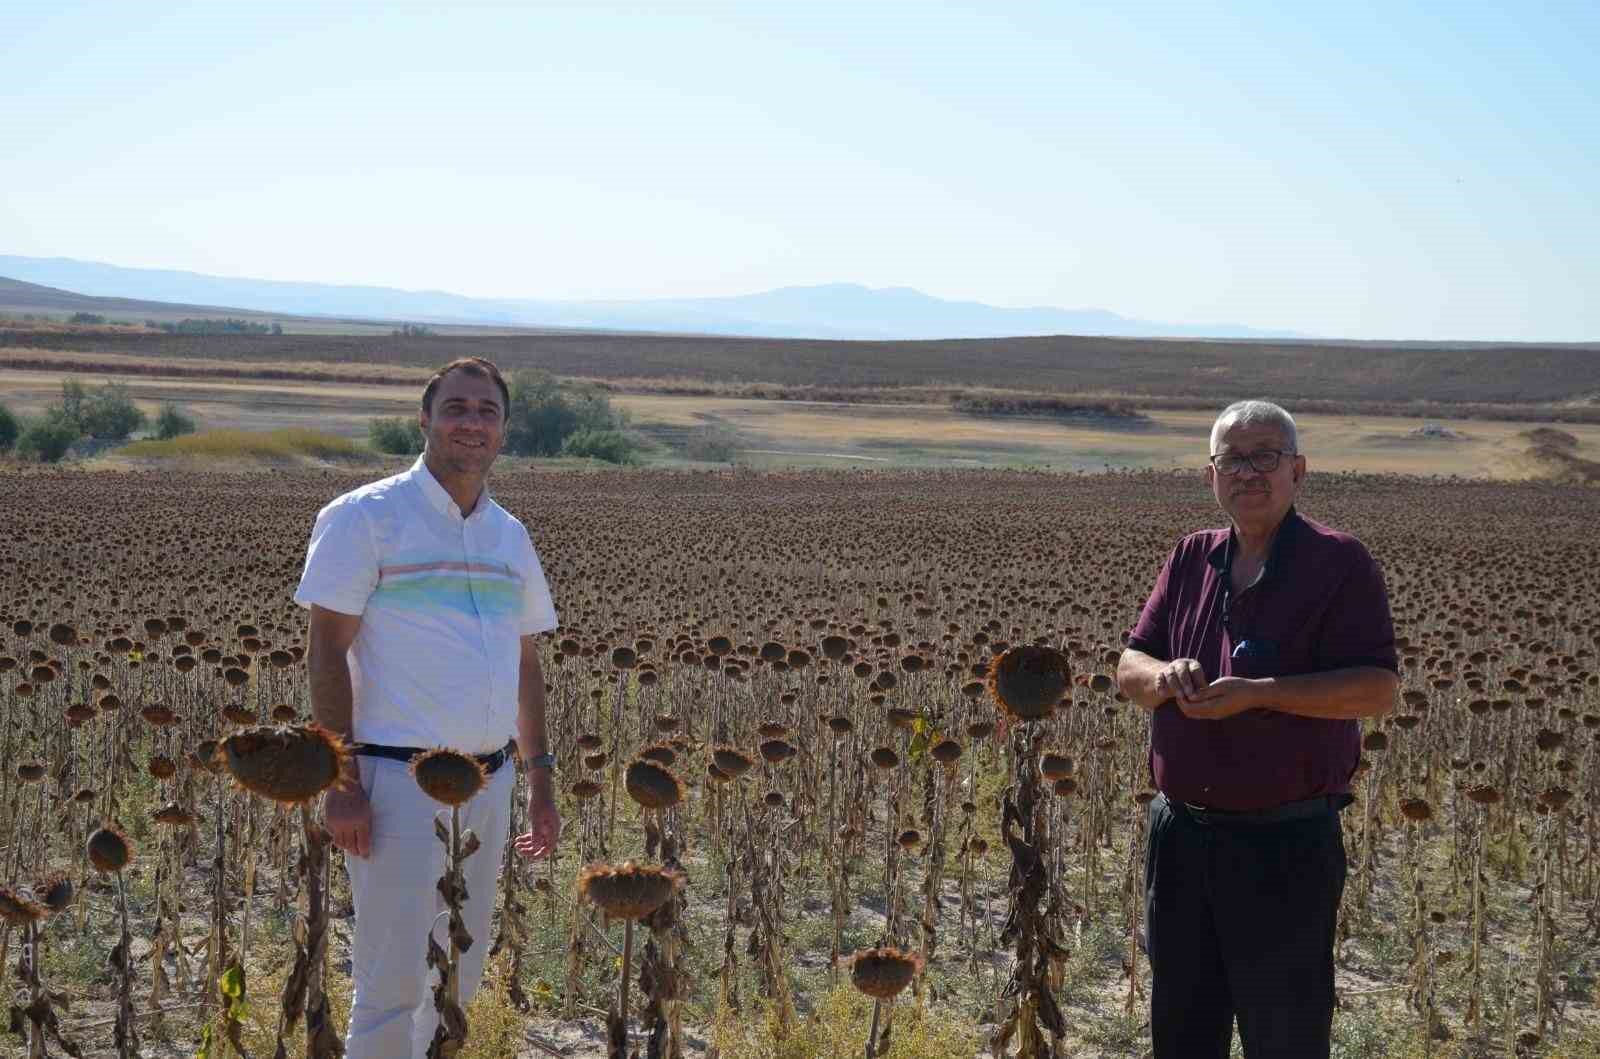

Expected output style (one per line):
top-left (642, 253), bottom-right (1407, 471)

top-left (1155, 658), bottom-right (1210, 706)
top-left (325, 785), bottom-right (373, 858)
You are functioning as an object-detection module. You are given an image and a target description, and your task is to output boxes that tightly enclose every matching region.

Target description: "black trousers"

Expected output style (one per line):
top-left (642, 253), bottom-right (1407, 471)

top-left (1144, 792), bottom-right (1347, 1059)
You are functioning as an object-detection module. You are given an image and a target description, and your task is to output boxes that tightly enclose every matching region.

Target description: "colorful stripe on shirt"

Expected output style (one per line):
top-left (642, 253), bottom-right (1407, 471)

top-left (371, 554), bottom-right (524, 618)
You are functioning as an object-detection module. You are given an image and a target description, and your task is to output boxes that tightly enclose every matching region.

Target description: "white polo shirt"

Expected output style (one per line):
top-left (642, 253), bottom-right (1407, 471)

top-left (293, 456), bottom-right (558, 754)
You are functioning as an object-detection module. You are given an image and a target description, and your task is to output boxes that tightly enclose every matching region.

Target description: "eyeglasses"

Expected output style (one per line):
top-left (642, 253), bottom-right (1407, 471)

top-left (1209, 449), bottom-right (1294, 476)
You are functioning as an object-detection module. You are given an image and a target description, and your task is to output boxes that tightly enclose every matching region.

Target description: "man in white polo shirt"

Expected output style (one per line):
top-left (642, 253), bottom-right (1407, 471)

top-left (293, 356), bottom-right (560, 1058)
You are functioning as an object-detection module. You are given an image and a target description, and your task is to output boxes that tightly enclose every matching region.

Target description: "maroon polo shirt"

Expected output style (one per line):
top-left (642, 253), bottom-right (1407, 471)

top-left (1126, 508), bottom-right (1398, 811)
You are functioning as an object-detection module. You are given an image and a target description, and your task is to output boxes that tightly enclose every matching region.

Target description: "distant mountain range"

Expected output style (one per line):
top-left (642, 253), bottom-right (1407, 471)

top-left (0, 254), bottom-right (1300, 341)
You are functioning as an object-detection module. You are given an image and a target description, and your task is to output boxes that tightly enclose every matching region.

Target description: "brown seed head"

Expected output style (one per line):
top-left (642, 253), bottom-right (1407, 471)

top-left (848, 946), bottom-right (923, 1000)
top-left (411, 748), bottom-right (488, 806)
top-left (87, 826), bottom-right (133, 874)
top-left (712, 746), bottom-right (755, 779)
top-left (625, 757), bottom-right (684, 810)
top-left (36, 874), bottom-right (73, 913)
top-left (758, 738), bottom-right (798, 765)
top-left (987, 644), bottom-right (1071, 722)
top-left (224, 725), bottom-right (349, 805)
top-left (1400, 798), bottom-right (1433, 822)
top-left (637, 742), bottom-right (677, 767)
top-left (578, 861), bottom-right (683, 920)
top-left (0, 888), bottom-right (48, 926)
top-left (1538, 787), bottom-right (1573, 811)
top-left (221, 704), bottom-right (256, 725)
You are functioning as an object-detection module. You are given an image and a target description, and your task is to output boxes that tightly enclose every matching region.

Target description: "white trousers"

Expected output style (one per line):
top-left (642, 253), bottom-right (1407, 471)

top-left (344, 755), bottom-right (513, 1059)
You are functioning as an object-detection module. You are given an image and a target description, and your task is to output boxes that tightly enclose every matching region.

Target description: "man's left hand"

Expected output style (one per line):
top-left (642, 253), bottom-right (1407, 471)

top-left (1177, 676), bottom-right (1264, 720)
top-left (514, 784), bottom-right (560, 860)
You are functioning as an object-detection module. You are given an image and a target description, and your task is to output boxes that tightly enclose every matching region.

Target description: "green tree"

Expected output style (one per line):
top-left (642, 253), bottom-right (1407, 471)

top-left (503, 372), bottom-right (633, 458)
top-left (17, 417), bottom-right (79, 462)
top-left (68, 311), bottom-right (106, 325)
top-left (562, 428), bottom-right (639, 465)
top-left (78, 381), bottom-right (146, 440)
top-left (59, 379), bottom-right (88, 429)
top-left (368, 416), bottom-right (425, 455)
top-left (154, 402), bottom-right (197, 440)
top-left (0, 402), bottom-right (18, 453)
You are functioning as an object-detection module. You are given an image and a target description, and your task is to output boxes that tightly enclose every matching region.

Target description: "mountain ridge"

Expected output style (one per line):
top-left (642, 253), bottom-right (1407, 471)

top-left (0, 254), bottom-right (1300, 341)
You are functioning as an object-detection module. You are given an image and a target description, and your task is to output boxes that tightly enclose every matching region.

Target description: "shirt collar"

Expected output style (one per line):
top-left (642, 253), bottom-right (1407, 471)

top-left (1207, 506), bottom-right (1302, 583)
top-left (409, 455), bottom-right (490, 520)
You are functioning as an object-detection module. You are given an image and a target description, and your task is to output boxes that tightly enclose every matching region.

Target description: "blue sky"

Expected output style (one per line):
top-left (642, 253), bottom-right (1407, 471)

top-left (2, 1), bottom-right (1596, 340)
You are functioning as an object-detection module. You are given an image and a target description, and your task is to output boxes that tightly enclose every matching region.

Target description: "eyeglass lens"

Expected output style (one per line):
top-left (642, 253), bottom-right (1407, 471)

top-left (1215, 451), bottom-right (1282, 475)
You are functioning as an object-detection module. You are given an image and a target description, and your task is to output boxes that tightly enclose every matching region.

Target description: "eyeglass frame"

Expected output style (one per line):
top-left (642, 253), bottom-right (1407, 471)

top-left (1208, 449), bottom-right (1296, 476)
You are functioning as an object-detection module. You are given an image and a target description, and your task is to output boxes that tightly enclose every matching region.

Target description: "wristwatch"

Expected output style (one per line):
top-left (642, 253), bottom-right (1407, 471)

top-left (524, 752), bottom-right (556, 771)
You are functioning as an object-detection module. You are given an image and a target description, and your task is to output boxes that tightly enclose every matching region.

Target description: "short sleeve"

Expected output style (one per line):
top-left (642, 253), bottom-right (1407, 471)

top-left (1126, 546), bottom-right (1179, 661)
top-left (1315, 543), bottom-right (1399, 674)
top-left (519, 531), bottom-right (559, 636)
top-left (293, 499), bottom-right (379, 616)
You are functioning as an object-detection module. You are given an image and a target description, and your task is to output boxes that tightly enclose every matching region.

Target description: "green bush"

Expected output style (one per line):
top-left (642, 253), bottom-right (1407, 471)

top-left (68, 312), bottom-right (106, 325)
top-left (504, 372), bottom-right (626, 457)
top-left (154, 402), bottom-right (198, 440)
top-left (562, 428), bottom-right (639, 465)
top-left (17, 417), bottom-right (80, 462)
top-left (0, 402), bottom-right (18, 453)
top-left (368, 416), bottom-right (425, 455)
top-left (685, 425), bottom-right (739, 462)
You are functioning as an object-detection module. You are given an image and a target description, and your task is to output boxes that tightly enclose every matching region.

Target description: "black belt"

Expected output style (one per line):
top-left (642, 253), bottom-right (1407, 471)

top-left (351, 739), bottom-right (515, 776)
top-left (1162, 791), bottom-right (1348, 825)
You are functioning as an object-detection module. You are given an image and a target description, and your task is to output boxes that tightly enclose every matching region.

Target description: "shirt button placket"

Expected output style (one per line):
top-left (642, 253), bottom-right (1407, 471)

top-left (463, 515), bottom-right (496, 744)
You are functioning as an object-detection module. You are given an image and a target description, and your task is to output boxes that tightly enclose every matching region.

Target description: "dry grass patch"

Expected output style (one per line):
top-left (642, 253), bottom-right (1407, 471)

top-left (120, 428), bottom-right (366, 461)
top-left (711, 983), bottom-right (977, 1059)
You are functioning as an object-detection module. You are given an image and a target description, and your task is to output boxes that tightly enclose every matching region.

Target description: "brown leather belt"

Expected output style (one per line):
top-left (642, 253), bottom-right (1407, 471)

top-left (351, 739), bottom-right (515, 776)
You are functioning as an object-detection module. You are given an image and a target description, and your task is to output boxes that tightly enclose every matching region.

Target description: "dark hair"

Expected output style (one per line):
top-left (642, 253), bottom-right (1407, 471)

top-left (421, 357), bottom-right (509, 419)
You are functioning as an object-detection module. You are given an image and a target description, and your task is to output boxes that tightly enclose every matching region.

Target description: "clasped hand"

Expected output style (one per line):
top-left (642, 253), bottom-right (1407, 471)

top-left (1154, 659), bottom-right (1263, 720)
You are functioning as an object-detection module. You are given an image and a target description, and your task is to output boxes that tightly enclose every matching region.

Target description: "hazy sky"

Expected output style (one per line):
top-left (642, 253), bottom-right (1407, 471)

top-left (3, 2), bottom-right (1597, 340)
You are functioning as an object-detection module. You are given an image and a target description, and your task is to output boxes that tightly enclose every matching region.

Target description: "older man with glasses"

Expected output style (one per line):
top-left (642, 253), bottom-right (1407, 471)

top-left (1117, 399), bottom-right (1399, 1059)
